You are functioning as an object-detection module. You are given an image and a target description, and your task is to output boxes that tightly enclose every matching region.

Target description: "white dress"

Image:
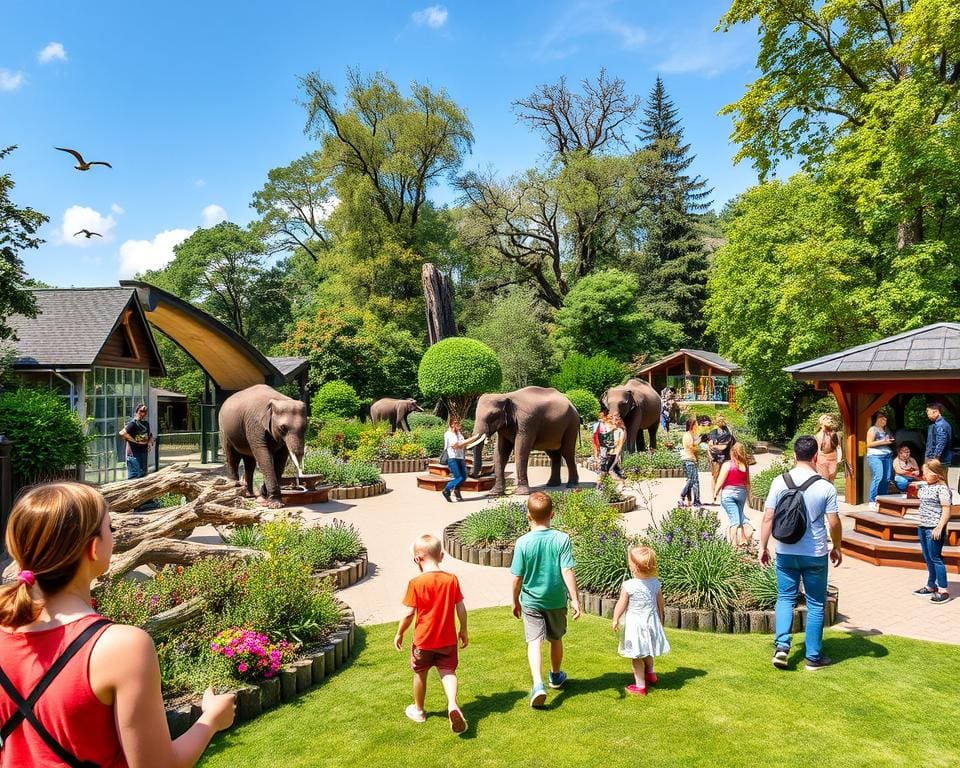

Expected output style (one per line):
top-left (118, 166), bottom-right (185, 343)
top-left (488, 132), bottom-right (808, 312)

top-left (618, 577), bottom-right (671, 659)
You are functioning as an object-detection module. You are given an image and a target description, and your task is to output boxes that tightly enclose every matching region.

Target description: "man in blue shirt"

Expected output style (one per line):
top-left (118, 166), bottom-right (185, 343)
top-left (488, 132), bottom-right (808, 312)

top-left (925, 403), bottom-right (954, 465)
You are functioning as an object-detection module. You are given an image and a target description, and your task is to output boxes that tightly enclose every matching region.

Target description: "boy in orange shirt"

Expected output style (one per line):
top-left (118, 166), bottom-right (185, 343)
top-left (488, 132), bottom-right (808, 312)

top-left (394, 533), bottom-right (469, 733)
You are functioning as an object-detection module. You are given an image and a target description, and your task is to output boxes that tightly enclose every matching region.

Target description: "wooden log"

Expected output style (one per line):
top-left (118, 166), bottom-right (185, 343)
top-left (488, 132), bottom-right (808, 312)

top-left (107, 539), bottom-right (265, 578)
top-left (279, 667), bottom-right (297, 701)
top-left (259, 677), bottom-right (280, 710)
top-left (141, 596), bottom-right (205, 636)
top-left (680, 610), bottom-right (698, 631)
top-left (696, 609), bottom-right (716, 632)
top-left (100, 464), bottom-right (227, 513)
top-left (749, 611), bottom-right (767, 633)
top-left (293, 659), bottom-right (313, 692)
top-left (663, 606), bottom-right (681, 629)
top-left (732, 611), bottom-right (751, 634)
top-left (236, 685), bottom-right (262, 722)
top-left (311, 652), bottom-right (326, 683)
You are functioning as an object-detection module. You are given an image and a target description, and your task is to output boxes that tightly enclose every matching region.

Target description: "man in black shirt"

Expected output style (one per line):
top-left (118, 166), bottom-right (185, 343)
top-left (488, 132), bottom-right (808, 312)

top-left (119, 403), bottom-right (153, 479)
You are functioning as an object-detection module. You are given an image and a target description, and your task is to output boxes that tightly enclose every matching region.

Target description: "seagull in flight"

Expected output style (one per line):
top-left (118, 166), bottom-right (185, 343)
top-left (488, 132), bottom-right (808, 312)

top-left (74, 229), bottom-right (102, 239)
top-left (55, 147), bottom-right (112, 171)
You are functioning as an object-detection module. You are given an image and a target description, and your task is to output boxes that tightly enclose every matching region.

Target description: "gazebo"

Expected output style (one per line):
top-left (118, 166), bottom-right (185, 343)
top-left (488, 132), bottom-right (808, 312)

top-left (637, 349), bottom-right (742, 405)
top-left (784, 322), bottom-right (960, 505)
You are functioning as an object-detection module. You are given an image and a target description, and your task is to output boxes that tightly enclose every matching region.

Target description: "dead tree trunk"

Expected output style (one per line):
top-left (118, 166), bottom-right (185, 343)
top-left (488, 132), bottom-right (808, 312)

top-left (107, 539), bottom-right (266, 579)
top-left (100, 464), bottom-right (226, 513)
top-left (421, 263), bottom-right (456, 345)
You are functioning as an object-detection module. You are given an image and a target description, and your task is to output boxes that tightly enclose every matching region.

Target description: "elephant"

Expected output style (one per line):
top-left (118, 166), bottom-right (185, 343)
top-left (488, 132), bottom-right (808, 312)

top-left (471, 386), bottom-right (580, 496)
top-left (602, 379), bottom-right (663, 453)
top-left (369, 397), bottom-right (423, 432)
top-left (219, 384), bottom-right (307, 508)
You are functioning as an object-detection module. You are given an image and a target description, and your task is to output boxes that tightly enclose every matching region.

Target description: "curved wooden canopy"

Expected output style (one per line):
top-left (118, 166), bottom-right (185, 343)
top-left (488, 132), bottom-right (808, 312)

top-left (120, 280), bottom-right (283, 392)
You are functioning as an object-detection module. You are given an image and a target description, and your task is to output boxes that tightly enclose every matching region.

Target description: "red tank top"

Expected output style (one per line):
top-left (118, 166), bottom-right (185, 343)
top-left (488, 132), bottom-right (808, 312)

top-left (724, 463), bottom-right (749, 488)
top-left (0, 613), bottom-right (127, 768)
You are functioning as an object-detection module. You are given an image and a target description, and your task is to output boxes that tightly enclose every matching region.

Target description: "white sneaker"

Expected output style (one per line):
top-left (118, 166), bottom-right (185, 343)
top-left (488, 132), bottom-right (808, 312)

top-left (868, 502), bottom-right (877, 512)
top-left (405, 704), bottom-right (426, 723)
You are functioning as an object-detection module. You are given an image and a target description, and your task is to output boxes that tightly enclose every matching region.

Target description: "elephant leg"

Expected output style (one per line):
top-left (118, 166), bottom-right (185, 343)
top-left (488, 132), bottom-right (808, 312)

top-left (492, 436), bottom-right (513, 496)
top-left (648, 425), bottom-right (658, 450)
top-left (469, 443), bottom-right (484, 478)
top-left (241, 455), bottom-right (256, 498)
top-left (254, 445), bottom-right (285, 508)
top-left (563, 429), bottom-right (580, 488)
top-left (400, 417), bottom-right (410, 432)
top-left (546, 450), bottom-right (563, 487)
top-left (636, 427), bottom-right (647, 452)
top-left (223, 441), bottom-right (242, 484)
top-left (513, 437), bottom-right (533, 496)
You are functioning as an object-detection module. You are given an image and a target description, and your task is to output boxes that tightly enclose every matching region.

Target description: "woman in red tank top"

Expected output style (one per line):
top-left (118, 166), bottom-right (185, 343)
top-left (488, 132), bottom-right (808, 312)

top-left (0, 483), bottom-right (235, 768)
top-left (712, 442), bottom-right (753, 547)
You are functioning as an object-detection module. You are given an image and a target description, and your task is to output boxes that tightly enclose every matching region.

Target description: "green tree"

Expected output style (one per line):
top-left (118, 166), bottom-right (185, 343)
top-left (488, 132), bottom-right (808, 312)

top-left (550, 353), bottom-right (626, 398)
top-left (0, 388), bottom-right (88, 483)
top-left (0, 146), bottom-right (45, 340)
top-left (418, 337), bottom-right (502, 422)
top-left (311, 380), bottom-right (361, 418)
top-left (469, 289), bottom-right (553, 390)
top-left (635, 77), bottom-right (712, 342)
top-left (553, 269), bottom-right (683, 361)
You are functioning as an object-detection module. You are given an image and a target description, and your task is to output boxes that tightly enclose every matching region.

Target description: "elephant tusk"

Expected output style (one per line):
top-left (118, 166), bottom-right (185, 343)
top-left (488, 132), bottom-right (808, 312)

top-left (289, 453), bottom-right (305, 485)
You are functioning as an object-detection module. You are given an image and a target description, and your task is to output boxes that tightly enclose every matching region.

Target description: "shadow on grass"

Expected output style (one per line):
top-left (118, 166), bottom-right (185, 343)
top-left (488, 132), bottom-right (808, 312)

top-left (449, 689), bottom-right (527, 739)
top-left (780, 629), bottom-right (890, 670)
top-left (541, 666), bottom-right (707, 710)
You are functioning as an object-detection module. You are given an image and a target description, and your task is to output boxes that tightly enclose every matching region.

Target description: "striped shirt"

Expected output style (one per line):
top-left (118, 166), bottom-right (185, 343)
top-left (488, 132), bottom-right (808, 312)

top-left (916, 483), bottom-right (952, 528)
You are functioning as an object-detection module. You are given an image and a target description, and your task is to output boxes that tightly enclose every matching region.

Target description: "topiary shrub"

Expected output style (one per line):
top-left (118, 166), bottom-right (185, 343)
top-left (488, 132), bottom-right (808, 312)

top-left (0, 388), bottom-right (88, 485)
top-left (311, 380), bottom-right (361, 418)
top-left (550, 353), bottom-right (625, 398)
top-left (418, 338), bottom-right (502, 422)
top-left (565, 389), bottom-right (600, 424)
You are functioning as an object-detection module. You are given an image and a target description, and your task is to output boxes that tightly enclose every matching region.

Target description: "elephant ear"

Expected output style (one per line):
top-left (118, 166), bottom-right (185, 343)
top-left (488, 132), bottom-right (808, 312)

top-left (259, 399), bottom-right (277, 435)
top-left (503, 397), bottom-right (518, 428)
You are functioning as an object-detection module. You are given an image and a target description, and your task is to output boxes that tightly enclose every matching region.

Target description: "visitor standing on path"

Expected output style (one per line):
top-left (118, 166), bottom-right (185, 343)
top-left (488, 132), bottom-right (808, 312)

top-left (0, 482), bottom-right (235, 767)
top-left (118, 403), bottom-right (153, 480)
top-left (713, 442), bottom-right (752, 547)
top-left (394, 534), bottom-right (469, 733)
top-left (924, 403), bottom-right (955, 491)
top-left (510, 492), bottom-right (580, 709)
top-left (760, 436), bottom-right (842, 671)
top-left (912, 461), bottom-right (953, 605)
top-left (679, 419), bottom-right (701, 509)
top-left (442, 418), bottom-right (468, 503)
top-left (813, 415), bottom-right (842, 483)
top-left (866, 412), bottom-right (895, 510)
top-left (596, 413), bottom-right (626, 490)
top-left (707, 415), bottom-right (735, 495)
top-left (611, 546), bottom-right (670, 697)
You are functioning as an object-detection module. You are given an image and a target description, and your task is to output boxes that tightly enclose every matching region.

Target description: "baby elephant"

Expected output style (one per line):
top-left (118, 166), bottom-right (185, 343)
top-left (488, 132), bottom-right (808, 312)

top-left (370, 397), bottom-right (423, 432)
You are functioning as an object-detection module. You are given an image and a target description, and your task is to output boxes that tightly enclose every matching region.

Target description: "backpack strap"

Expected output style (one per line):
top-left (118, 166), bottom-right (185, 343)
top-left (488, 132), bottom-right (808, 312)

top-left (796, 475), bottom-right (825, 492)
top-left (0, 618), bottom-right (111, 768)
top-left (782, 472), bottom-right (796, 490)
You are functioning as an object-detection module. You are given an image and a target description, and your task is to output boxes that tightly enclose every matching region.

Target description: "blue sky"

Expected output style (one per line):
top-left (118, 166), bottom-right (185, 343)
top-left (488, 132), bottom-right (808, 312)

top-left (3, 0), bottom-right (772, 288)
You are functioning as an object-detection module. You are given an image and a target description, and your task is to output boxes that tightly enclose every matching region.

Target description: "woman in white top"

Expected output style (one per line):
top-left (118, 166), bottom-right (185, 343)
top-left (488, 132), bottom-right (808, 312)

top-left (865, 412), bottom-right (895, 510)
top-left (442, 418), bottom-right (468, 502)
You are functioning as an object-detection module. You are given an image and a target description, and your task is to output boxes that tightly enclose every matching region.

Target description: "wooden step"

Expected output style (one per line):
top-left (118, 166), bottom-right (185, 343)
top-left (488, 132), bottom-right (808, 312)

top-left (427, 461), bottom-right (495, 477)
top-left (841, 530), bottom-right (960, 573)
top-left (847, 510), bottom-right (960, 546)
top-left (417, 474), bottom-right (498, 492)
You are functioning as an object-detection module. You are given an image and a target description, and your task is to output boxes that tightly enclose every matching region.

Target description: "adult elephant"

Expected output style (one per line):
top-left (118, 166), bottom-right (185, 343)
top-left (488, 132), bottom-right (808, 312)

top-left (471, 386), bottom-right (580, 496)
top-left (219, 384), bottom-right (307, 508)
top-left (603, 379), bottom-right (662, 452)
top-left (369, 397), bottom-right (423, 432)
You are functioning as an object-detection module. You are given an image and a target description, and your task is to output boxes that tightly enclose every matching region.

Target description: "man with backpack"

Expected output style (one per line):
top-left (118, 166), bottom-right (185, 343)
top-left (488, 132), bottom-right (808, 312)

top-left (759, 436), bottom-right (842, 671)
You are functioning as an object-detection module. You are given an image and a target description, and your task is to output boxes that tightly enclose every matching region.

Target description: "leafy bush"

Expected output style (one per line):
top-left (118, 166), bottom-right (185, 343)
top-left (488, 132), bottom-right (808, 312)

top-left (407, 411), bottom-right (444, 428)
top-left (550, 489), bottom-right (622, 538)
top-left (550, 352), bottom-right (625, 398)
top-left (312, 380), bottom-right (361, 418)
top-left (383, 431), bottom-right (427, 459)
top-left (410, 425), bottom-right (446, 457)
top-left (621, 448), bottom-right (683, 473)
top-left (573, 527), bottom-right (634, 596)
top-left (659, 539), bottom-right (744, 610)
top-left (302, 448), bottom-right (382, 486)
top-left (751, 459), bottom-right (793, 500)
top-left (228, 519), bottom-right (364, 573)
top-left (741, 562), bottom-right (778, 610)
top-left (0, 388), bottom-right (88, 484)
top-left (310, 417), bottom-right (364, 457)
top-left (418, 338), bottom-right (502, 421)
top-left (349, 424), bottom-right (389, 462)
top-left (154, 492), bottom-right (186, 508)
top-left (565, 389), bottom-right (600, 423)
top-left (458, 501), bottom-right (529, 547)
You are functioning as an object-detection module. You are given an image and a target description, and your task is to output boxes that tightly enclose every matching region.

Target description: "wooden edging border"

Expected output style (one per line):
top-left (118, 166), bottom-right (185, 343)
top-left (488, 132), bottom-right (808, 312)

top-left (576, 587), bottom-right (839, 634)
top-left (378, 458), bottom-right (429, 474)
top-left (165, 601), bottom-right (357, 738)
top-left (314, 552), bottom-right (369, 590)
top-left (443, 521), bottom-right (514, 568)
top-left (748, 493), bottom-right (765, 512)
top-left (328, 480), bottom-right (387, 500)
top-left (578, 457), bottom-right (692, 478)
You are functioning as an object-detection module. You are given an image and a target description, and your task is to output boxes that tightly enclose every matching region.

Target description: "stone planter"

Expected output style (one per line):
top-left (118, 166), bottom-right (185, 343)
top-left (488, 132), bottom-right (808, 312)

top-left (328, 480), bottom-right (387, 500)
top-left (378, 458), bottom-right (429, 474)
top-left (527, 452), bottom-right (554, 468)
top-left (443, 520), bottom-right (514, 569)
top-left (577, 587), bottom-right (839, 634)
top-left (165, 601), bottom-right (357, 738)
top-left (314, 552), bottom-right (368, 590)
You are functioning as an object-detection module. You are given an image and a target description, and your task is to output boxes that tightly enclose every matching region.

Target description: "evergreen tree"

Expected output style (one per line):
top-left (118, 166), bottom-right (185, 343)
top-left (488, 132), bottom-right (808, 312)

top-left (636, 77), bottom-right (711, 343)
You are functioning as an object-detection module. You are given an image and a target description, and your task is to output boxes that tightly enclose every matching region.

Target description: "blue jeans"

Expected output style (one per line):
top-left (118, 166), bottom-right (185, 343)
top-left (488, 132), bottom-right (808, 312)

top-left (720, 487), bottom-right (747, 526)
top-left (444, 458), bottom-right (467, 495)
top-left (866, 454), bottom-right (893, 502)
top-left (917, 526), bottom-right (948, 590)
top-left (126, 455), bottom-right (145, 480)
top-left (681, 460), bottom-right (700, 506)
top-left (893, 475), bottom-right (911, 493)
top-left (774, 554), bottom-right (829, 660)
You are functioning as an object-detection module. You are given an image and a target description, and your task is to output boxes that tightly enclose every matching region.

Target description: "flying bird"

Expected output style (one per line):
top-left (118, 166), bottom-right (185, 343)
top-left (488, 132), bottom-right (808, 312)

top-left (54, 147), bottom-right (112, 171)
top-left (73, 229), bottom-right (102, 239)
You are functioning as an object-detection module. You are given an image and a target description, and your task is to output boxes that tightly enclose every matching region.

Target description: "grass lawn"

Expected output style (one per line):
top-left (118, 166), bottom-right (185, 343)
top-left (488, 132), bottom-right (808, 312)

top-left (199, 608), bottom-right (959, 768)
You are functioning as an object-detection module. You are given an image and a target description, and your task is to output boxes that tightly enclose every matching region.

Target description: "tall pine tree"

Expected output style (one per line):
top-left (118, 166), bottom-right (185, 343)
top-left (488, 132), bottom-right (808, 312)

top-left (636, 77), bottom-right (711, 344)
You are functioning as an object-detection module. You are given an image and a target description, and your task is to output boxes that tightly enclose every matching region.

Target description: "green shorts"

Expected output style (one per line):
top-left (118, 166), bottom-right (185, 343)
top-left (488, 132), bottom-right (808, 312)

top-left (521, 606), bottom-right (567, 642)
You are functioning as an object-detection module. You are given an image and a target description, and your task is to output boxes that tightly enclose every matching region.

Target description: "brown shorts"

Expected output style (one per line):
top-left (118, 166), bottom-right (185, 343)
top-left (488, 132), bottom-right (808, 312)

top-left (410, 644), bottom-right (458, 673)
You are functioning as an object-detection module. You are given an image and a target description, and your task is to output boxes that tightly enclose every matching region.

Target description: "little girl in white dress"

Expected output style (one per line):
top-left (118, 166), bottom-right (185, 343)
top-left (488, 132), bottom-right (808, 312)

top-left (612, 545), bottom-right (671, 695)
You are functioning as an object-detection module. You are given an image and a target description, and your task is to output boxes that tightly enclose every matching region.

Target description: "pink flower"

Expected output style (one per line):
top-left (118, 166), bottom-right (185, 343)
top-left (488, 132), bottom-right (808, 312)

top-left (224, 648), bottom-right (235, 657)
top-left (238, 662), bottom-right (249, 673)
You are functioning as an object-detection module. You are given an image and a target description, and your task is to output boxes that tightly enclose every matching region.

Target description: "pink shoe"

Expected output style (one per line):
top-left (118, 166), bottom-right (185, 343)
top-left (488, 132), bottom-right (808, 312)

top-left (645, 672), bottom-right (658, 685)
top-left (625, 684), bottom-right (647, 696)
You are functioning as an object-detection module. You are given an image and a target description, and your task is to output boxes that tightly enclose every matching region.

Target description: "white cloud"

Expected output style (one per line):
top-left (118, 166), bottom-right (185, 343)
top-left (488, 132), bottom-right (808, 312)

top-left (119, 229), bottom-right (194, 277)
top-left (194, 178), bottom-right (206, 188)
top-left (110, 203), bottom-right (125, 215)
top-left (0, 69), bottom-right (25, 92)
top-left (534, 1), bottom-right (647, 60)
top-left (412, 5), bottom-right (448, 28)
top-left (59, 205), bottom-right (117, 247)
top-left (201, 204), bottom-right (227, 227)
top-left (655, 26), bottom-right (753, 77)
top-left (38, 42), bottom-right (67, 63)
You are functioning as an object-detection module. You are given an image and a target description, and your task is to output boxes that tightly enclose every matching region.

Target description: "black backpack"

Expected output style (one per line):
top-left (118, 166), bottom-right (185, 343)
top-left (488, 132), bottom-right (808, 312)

top-left (772, 473), bottom-right (824, 544)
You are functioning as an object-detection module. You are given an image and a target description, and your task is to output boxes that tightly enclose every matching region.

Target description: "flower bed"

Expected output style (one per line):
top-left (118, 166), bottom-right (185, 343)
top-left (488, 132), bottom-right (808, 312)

top-left (299, 449), bottom-right (386, 498)
top-left (749, 459), bottom-right (793, 511)
top-left (443, 520), bottom-right (514, 568)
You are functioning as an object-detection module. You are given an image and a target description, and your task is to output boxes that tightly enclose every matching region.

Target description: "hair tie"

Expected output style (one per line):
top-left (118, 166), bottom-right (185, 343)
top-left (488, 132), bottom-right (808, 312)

top-left (17, 570), bottom-right (36, 587)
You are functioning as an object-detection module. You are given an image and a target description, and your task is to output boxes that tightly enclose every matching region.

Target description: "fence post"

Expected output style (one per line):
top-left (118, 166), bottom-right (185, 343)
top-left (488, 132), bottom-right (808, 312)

top-left (0, 435), bottom-right (12, 556)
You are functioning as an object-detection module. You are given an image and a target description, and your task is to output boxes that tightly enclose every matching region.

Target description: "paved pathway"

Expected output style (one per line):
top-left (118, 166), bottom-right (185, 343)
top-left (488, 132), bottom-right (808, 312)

top-left (195, 453), bottom-right (959, 645)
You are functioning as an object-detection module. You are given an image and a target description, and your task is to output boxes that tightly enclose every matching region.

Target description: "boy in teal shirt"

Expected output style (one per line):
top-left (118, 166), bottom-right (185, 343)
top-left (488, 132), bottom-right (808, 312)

top-left (510, 491), bottom-right (581, 708)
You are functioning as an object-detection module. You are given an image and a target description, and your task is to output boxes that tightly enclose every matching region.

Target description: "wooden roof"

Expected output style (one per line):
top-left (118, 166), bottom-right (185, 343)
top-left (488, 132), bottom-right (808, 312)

top-left (637, 348), bottom-right (741, 375)
top-left (784, 323), bottom-right (960, 381)
top-left (8, 288), bottom-right (165, 375)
